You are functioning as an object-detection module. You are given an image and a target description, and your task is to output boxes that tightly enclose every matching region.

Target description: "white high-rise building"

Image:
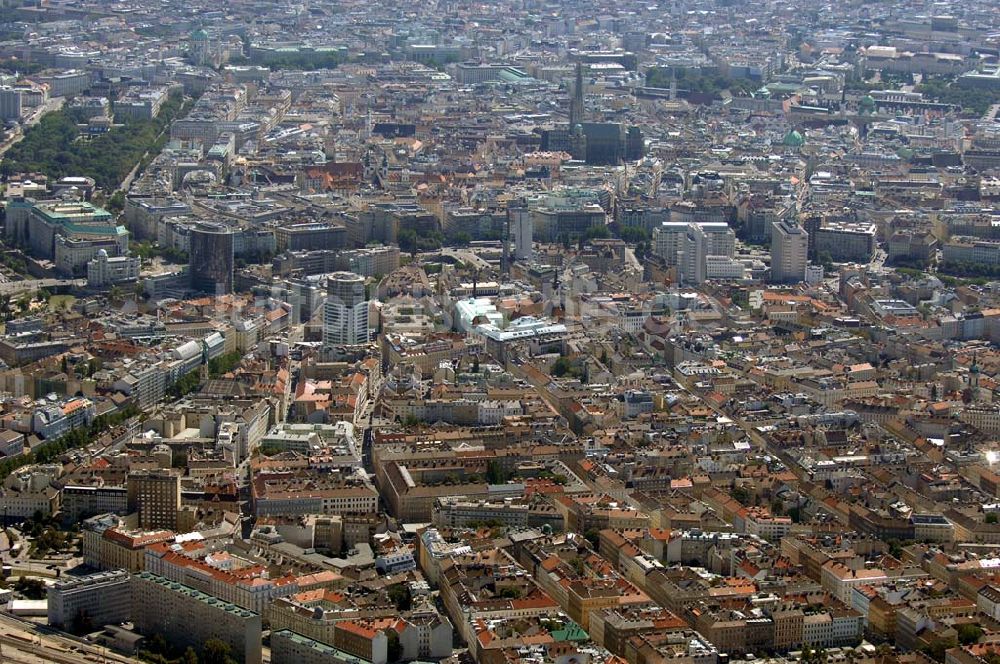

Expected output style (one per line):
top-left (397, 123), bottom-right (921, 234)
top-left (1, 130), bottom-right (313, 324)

top-left (652, 222), bottom-right (688, 265)
top-left (323, 272), bottom-right (369, 346)
top-left (510, 207), bottom-right (532, 262)
top-left (771, 220), bottom-right (809, 284)
top-left (655, 221), bottom-right (735, 285)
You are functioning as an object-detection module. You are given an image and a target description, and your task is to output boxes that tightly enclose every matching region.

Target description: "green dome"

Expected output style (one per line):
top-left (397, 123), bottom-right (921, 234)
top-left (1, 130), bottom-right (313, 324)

top-left (190, 28), bottom-right (209, 41)
top-left (783, 129), bottom-right (805, 147)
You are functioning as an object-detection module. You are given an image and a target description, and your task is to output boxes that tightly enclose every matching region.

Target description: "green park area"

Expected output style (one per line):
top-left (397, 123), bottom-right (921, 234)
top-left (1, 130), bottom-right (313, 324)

top-left (0, 91), bottom-right (191, 191)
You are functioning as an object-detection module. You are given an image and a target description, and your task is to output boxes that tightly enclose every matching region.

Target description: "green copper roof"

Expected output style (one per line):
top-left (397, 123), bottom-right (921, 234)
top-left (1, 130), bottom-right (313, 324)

top-left (783, 129), bottom-right (805, 147)
top-left (550, 622), bottom-right (589, 642)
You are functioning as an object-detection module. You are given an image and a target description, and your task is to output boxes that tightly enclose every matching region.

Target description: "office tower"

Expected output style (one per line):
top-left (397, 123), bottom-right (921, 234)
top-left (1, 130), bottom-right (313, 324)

top-left (676, 222), bottom-right (736, 285)
top-left (189, 222), bottom-right (234, 294)
top-left (654, 221), bottom-right (736, 284)
top-left (127, 469), bottom-right (182, 530)
top-left (529, 191), bottom-right (606, 243)
top-left (48, 570), bottom-right (131, 631)
top-left (812, 221), bottom-right (876, 262)
top-left (280, 276), bottom-right (325, 324)
top-left (802, 214), bottom-right (822, 256)
top-left (0, 86), bottom-right (22, 121)
top-left (652, 222), bottom-right (687, 264)
top-left (323, 272), bottom-right (369, 346)
top-left (569, 62), bottom-right (585, 127)
top-left (510, 206), bottom-right (533, 262)
top-left (626, 126), bottom-right (644, 161)
top-left (679, 225), bottom-right (708, 285)
top-left (771, 219), bottom-right (809, 284)
top-left (274, 222), bottom-right (347, 252)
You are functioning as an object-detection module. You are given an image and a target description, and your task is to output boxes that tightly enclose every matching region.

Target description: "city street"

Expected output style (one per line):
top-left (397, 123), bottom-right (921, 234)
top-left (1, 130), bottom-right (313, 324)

top-left (0, 279), bottom-right (84, 296)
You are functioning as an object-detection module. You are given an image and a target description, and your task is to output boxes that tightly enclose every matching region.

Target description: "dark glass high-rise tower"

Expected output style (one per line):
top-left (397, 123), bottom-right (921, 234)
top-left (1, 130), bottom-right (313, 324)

top-left (189, 222), bottom-right (234, 295)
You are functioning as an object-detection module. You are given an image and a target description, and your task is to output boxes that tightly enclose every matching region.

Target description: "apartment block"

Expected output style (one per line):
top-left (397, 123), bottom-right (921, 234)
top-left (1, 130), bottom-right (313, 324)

top-left (131, 572), bottom-right (262, 664)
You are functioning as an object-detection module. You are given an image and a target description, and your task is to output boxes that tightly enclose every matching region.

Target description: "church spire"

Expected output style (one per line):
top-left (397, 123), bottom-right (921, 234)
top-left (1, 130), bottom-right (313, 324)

top-left (570, 62), bottom-right (585, 127)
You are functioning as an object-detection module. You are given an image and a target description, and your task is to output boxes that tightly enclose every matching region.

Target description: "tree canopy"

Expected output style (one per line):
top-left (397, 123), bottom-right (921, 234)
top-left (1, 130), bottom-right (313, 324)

top-left (1, 91), bottom-right (191, 191)
top-left (0, 403), bottom-right (140, 482)
top-left (646, 67), bottom-right (759, 96)
top-left (916, 77), bottom-right (1000, 116)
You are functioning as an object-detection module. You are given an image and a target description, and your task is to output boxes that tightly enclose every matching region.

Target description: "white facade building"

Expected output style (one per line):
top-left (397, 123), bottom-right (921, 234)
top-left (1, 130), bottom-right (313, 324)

top-left (771, 220), bottom-right (809, 284)
top-left (87, 250), bottom-right (140, 287)
top-left (654, 221), bottom-right (736, 285)
top-left (323, 272), bottom-right (369, 346)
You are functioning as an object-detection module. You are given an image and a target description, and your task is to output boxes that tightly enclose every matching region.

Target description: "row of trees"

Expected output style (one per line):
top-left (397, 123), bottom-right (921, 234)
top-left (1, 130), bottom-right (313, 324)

top-left (132, 241), bottom-right (189, 264)
top-left (398, 219), bottom-right (647, 257)
top-left (0, 403), bottom-right (140, 482)
top-left (552, 356), bottom-right (585, 380)
top-left (228, 52), bottom-right (348, 71)
top-left (13, 576), bottom-right (46, 599)
top-left (938, 260), bottom-right (1000, 280)
top-left (915, 625), bottom-right (990, 663)
top-left (1, 92), bottom-right (190, 190)
top-left (616, 226), bottom-right (649, 244)
top-left (917, 77), bottom-right (1000, 116)
top-left (887, 256), bottom-right (931, 271)
top-left (0, 251), bottom-right (28, 274)
top-left (645, 67), bottom-right (760, 96)
top-left (615, 226), bottom-right (652, 259)
top-left (62, 356), bottom-right (101, 378)
top-left (0, 56), bottom-right (45, 74)
top-left (167, 371), bottom-right (201, 399)
top-left (0, 291), bottom-right (37, 321)
top-left (398, 228), bottom-right (444, 255)
top-left (208, 351), bottom-right (243, 378)
top-left (139, 635), bottom-right (238, 664)
top-left (553, 225), bottom-right (612, 252)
